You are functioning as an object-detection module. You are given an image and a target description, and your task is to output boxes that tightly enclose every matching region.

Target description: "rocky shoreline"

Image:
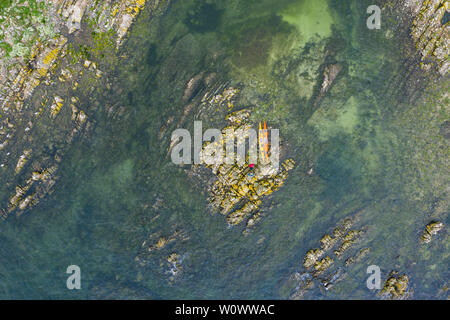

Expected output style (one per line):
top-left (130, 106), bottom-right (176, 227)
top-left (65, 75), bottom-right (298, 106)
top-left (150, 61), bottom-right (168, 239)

top-left (0, 0), bottom-right (168, 219)
top-left (389, 0), bottom-right (449, 75)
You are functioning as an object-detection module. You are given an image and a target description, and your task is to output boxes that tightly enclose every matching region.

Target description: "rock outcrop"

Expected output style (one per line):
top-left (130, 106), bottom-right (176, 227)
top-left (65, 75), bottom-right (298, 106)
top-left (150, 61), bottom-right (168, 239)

top-left (407, 0), bottom-right (449, 74)
top-left (191, 88), bottom-right (296, 233)
top-left (0, 0), bottom-right (163, 219)
top-left (285, 213), bottom-right (369, 299)
top-left (420, 221), bottom-right (444, 243)
top-left (379, 271), bottom-right (410, 299)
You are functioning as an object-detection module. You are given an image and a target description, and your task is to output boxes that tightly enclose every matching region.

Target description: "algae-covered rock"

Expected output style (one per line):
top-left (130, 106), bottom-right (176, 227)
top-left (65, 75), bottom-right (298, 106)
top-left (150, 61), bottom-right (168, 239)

top-left (420, 221), bottom-right (444, 243)
top-left (380, 271), bottom-right (410, 299)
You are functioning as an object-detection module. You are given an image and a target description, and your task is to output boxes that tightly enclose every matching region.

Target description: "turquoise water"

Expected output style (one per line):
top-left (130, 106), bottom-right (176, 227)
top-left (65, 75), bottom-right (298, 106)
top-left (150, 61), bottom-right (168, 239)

top-left (0, 0), bottom-right (448, 299)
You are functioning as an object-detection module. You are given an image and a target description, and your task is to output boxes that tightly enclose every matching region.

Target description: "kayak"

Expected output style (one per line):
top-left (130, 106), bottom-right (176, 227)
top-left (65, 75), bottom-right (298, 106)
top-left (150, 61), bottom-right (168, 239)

top-left (259, 121), bottom-right (269, 162)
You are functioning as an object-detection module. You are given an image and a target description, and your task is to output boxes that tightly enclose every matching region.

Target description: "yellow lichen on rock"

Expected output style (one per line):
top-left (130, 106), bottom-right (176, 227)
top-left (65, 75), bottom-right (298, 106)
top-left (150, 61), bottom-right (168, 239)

top-left (156, 237), bottom-right (168, 249)
top-left (50, 96), bottom-right (64, 119)
top-left (334, 229), bottom-right (364, 257)
top-left (410, 0), bottom-right (449, 74)
top-left (303, 248), bottom-right (325, 269)
top-left (211, 87), bottom-right (240, 108)
top-left (43, 48), bottom-right (60, 66)
top-left (115, 0), bottom-right (148, 47)
top-left (319, 234), bottom-right (337, 251)
top-left (380, 271), bottom-right (410, 299)
top-left (202, 92), bottom-right (295, 229)
top-left (313, 256), bottom-right (334, 275)
top-left (420, 221), bottom-right (444, 243)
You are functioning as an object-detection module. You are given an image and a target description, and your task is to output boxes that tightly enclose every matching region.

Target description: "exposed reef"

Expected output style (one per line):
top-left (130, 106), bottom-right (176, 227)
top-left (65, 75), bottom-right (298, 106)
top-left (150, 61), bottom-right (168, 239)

top-left (379, 271), bottom-right (411, 299)
top-left (420, 221), bottom-right (444, 243)
top-left (191, 88), bottom-right (296, 233)
top-left (283, 212), bottom-right (370, 299)
top-left (404, 0), bottom-right (449, 74)
top-left (0, 0), bottom-right (166, 219)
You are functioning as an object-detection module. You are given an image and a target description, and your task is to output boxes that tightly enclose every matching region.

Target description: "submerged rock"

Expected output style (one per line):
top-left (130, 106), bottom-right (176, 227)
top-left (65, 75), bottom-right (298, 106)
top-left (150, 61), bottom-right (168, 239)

top-left (182, 72), bottom-right (205, 103)
top-left (439, 120), bottom-right (450, 139)
top-left (284, 212), bottom-right (369, 298)
top-left (136, 229), bottom-right (189, 266)
top-left (345, 248), bottom-right (370, 266)
top-left (166, 252), bottom-right (184, 283)
top-left (288, 272), bottom-right (315, 300)
top-left (315, 63), bottom-right (342, 106)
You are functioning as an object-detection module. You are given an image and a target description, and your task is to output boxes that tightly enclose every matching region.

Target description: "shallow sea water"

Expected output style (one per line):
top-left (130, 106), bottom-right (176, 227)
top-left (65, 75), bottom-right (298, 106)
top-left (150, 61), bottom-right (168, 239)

top-left (0, 0), bottom-right (448, 299)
